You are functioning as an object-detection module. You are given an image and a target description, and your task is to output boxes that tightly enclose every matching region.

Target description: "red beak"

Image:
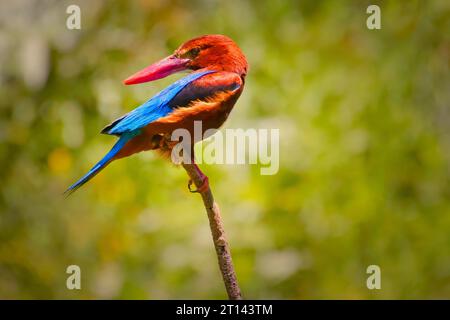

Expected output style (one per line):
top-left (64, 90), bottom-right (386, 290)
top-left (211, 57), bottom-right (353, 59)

top-left (123, 55), bottom-right (190, 85)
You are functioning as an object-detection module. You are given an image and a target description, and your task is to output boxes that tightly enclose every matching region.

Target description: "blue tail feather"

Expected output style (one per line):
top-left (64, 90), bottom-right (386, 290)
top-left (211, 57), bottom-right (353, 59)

top-left (64, 134), bottom-right (133, 196)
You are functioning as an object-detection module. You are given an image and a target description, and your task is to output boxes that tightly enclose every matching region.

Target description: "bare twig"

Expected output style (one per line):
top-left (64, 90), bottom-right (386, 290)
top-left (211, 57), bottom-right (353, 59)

top-left (182, 162), bottom-right (242, 300)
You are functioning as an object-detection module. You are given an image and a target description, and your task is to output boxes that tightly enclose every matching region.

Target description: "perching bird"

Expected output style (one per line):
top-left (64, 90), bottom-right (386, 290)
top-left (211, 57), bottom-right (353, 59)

top-left (66, 34), bottom-right (248, 195)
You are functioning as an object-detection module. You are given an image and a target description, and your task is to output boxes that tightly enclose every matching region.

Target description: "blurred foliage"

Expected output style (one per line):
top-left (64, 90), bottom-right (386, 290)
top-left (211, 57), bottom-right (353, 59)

top-left (0, 0), bottom-right (449, 299)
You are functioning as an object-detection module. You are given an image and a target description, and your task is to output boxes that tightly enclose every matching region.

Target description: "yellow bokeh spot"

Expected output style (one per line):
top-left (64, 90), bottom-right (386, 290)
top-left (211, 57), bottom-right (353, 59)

top-left (48, 148), bottom-right (72, 174)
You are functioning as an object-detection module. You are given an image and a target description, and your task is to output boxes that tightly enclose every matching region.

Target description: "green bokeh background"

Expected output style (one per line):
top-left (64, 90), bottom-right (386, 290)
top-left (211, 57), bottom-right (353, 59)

top-left (0, 0), bottom-right (449, 299)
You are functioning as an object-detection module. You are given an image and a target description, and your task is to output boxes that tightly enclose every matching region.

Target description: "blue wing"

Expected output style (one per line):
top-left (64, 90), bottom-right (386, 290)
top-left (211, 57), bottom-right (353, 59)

top-left (102, 70), bottom-right (215, 135)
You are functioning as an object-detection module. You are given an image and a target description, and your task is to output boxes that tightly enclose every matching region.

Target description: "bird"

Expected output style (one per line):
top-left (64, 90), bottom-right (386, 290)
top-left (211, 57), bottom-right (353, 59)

top-left (65, 34), bottom-right (248, 195)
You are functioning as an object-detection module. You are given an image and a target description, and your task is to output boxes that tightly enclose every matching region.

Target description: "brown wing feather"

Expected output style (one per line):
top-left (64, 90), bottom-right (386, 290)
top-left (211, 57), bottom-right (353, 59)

top-left (113, 72), bottom-right (243, 161)
top-left (147, 89), bottom-right (242, 159)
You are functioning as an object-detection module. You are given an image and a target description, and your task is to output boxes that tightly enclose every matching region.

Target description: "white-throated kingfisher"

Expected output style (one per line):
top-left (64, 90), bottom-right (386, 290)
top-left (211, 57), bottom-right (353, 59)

top-left (66, 34), bottom-right (248, 195)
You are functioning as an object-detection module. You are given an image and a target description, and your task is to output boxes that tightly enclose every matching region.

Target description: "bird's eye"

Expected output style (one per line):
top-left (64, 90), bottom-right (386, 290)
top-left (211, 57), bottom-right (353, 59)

top-left (180, 47), bottom-right (200, 59)
top-left (189, 48), bottom-right (200, 56)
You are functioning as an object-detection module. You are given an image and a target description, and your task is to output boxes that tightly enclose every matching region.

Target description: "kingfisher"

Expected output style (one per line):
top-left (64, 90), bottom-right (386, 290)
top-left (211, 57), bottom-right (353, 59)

top-left (66, 34), bottom-right (248, 195)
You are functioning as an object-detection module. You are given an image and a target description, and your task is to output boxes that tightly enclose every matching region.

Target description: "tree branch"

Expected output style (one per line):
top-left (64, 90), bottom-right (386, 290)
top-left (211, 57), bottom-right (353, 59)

top-left (182, 162), bottom-right (242, 300)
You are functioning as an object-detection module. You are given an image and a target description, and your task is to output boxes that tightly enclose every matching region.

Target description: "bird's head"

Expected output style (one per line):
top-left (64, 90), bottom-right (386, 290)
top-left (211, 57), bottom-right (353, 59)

top-left (123, 34), bottom-right (248, 85)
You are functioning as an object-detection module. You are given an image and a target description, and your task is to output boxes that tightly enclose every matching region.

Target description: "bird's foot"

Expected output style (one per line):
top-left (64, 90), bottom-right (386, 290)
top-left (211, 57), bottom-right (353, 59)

top-left (188, 176), bottom-right (209, 193)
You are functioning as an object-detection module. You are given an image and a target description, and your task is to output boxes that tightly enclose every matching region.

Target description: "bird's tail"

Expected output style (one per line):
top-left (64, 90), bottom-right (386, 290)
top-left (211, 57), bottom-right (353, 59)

top-left (64, 134), bottom-right (132, 196)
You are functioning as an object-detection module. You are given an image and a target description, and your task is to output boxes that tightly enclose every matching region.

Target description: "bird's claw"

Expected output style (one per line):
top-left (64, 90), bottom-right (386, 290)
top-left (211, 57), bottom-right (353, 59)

top-left (188, 179), bottom-right (195, 192)
top-left (188, 176), bottom-right (209, 193)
